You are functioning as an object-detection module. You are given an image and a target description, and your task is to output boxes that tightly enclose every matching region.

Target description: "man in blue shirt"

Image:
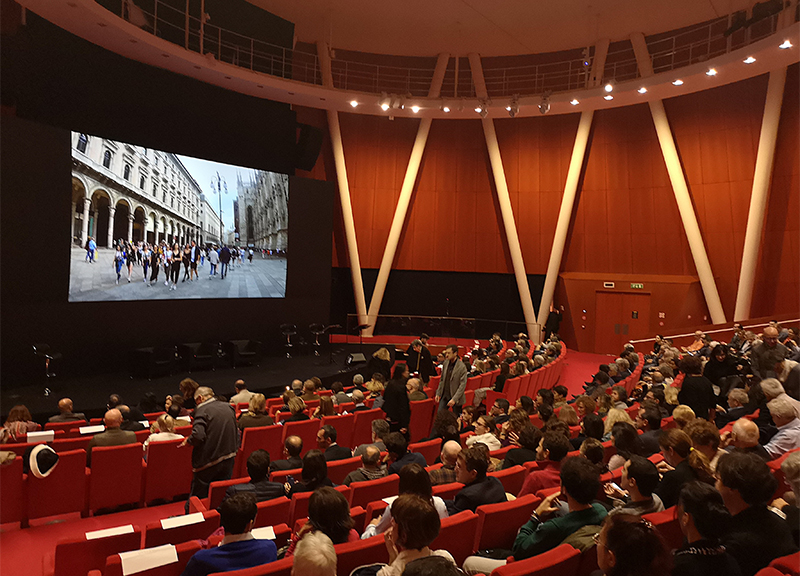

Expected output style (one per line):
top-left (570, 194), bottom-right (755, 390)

top-left (181, 493), bottom-right (277, 576)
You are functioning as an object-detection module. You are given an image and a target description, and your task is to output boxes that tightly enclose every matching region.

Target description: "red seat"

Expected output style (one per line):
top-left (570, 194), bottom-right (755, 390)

top-left (143, 509), bottom-right (220, 548)
top-left (208, 557), bottom-right (294, 576)
top-left (293, 506), bottom-right (366, 535)
top-left (490, 446), bottom-right (514, 460)
top-left (409, 438), bottom-right (442, 466)
top-left (335, 535), bottom-right (390, 576)
top-left (144, 439), bottom-right (193, 504)
top-left (337, 402), bottom-right (355, 414)
top-left (504, 378), bottom-right (522, 403)
top-left (770, 551), bottom-right (800, 576)
top-left (768, 447), bottom-right (800, 498)
top-left (45, 420), bottom-right (85, 433)
top-left (51, 436), bottom-right (92, 453)
top-left (432, 482), bottom-right (463, 500)
top-left (349, 474), bottom-right (400, 508)
top-left (488, 465), bottom-right (526, 496)
top-left (270, 467), bottom-right (302, 485)
top-left (235, 425), bottom-right (284, 477)
top-left (352, 409), bottom-right (385, 447)
top-left (254, 497), bottom-right (292, 528)
top-left (486, 390), bottom-right (507, 412)
top-left (89, 443), bottom-right (144, 513)
top-left (474, 494), bottom-right (540, 551)
top-left (321, 413), bottom-right (356, 449)
top-left (205, 477), bottom-right (250, 511)
top-left (643, 506), bottom-right (682, 550)
top-left (281, 419), bottom-right (320, 457)
top-left (430, 510), bottom-right (479, 566)
top-left (491, 543), bottom-right (581, 576)
top-left (576, 544), bottom-right (600, 576)
top-left (0, 455), bottom-right (26, 525)
top-left (757, 569), bottom-right (789, 576)
top-left (93, 539), bottom-right (201, 576)
top-left (467, 375), bottom-right (483, 391)
top-left (28, 448), bottom-right (89, 520)
top-left (364, 499), bottom-right (391, 531)
top-left (135, 430), bottom-right (151, 443)
top-left (326, 456), bottom-right (362, 485)
top-left (43, 525), bottom-right (142, 576)
top-left (289, 485), bottom-right (351, 527)
top-left (408, 399), bottom-right (436, 443)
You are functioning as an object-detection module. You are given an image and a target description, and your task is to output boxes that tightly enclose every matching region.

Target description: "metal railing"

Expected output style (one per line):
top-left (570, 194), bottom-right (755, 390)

top-left (344, 314), bottom-right (530, 341)
top-left (112, 0), bottom-right (784, 99)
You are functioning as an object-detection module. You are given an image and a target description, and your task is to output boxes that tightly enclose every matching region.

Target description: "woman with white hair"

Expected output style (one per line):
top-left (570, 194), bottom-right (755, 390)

top-left (143, 414), bottom-right (183, 460)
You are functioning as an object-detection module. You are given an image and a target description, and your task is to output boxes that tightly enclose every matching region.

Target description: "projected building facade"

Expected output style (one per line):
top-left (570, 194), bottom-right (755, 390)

top-left (236, 171), bottom-right (289, 251)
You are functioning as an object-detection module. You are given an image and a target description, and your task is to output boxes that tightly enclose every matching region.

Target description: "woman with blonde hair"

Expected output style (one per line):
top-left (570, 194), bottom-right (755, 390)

top-left (671, 405), bottom-right (696, 429)
top-left (284, 397), bottom-right (310, 422)
top-left (238, 393), bottom-right (274, 429)
top-left (368, 347), bottom-right (393, 381)
top-left (655, 429), bottom-right (714, 508)
top-left (313, 396), bottom-right (337, 419)
top-left (143, 414), bottom-right (183, 458)
top-left (603, 408), bottom-right (635, 440)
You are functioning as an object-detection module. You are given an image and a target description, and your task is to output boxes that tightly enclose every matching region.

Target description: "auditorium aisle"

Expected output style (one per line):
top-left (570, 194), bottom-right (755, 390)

top-left (558, 350), bottom-right (617, 398)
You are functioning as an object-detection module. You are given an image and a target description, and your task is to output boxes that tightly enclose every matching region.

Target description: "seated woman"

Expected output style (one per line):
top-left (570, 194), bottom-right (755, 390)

top-left (654, 429), bottom-right (714, 509)
top-left (143, 414), bottom-right (183, 458)
top-left (498, 409), bottom-right (530, 447)
top-left (465, 414), bottom-right (502, 452)
top-left (312, 396), bottom-right (336, 420)
top-left (238, 393), bottom-right (274, 430)
top-left (285, 486), bottom-right (358, 556)
top-left (362, 463), bottom-right (448, 539)
top-left (165, 394), bottom-right (190, 418)
top-left (573, 395), bottom-right (597, 420)
top-left (285, 449), bottom-right (333, 497)
top-left (276, 389), bottom-right (295, 413)
top-left (493, 363), bottom-right (511, 393)
top-left (595, 513), bottom-right (671, 576)
top-left (607, 422), bottom-right (644, 471)
top-left (602, 408), bottom-right (635, 441)
top-left (2, 405), bottom-right (41, 442)
top-left (457, 406), bottom-right (476, 434)
top-left (611, 386), bottom-right (629, 410)
top-left (283, 397), bottom-right (310, 422)
top-left (179, 378), bottom-right (199, 411)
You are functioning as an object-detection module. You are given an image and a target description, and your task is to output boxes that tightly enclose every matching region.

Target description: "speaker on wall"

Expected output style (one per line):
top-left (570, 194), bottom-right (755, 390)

top-left (295, 123), bottom-right (323, 171)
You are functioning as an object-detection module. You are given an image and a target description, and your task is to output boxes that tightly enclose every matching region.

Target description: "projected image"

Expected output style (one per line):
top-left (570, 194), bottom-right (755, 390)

top-left (69, 132), bottom-right (288, 301)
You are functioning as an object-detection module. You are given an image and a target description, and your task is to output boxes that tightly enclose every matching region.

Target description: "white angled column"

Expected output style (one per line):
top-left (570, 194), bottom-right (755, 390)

top-left (364, 53), bottom-right (450, 336)
top-left (468, 53), bottom-right (537, 338)
top-left (631, 32), bottom-right (727, 324)
top-left (734, 67), bottom-right (786, 321)
top-left (107, 206), bottom-right (116, 248)
top-left (127, 215), bottom-right (134, 242)
top-left (317, 41), bottom-right (369, 328)
top-left (81, 199), bottom-right (90, 246)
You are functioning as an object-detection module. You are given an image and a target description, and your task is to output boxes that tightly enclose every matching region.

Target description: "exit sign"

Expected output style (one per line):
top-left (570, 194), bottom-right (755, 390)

top-left (630, 283), bottom-right (644, 289)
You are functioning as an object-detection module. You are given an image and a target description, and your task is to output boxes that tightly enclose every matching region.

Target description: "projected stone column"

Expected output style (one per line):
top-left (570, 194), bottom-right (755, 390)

top-left (127, 215), bottom-right (134, 243)
top-left (81, 199), bottom-right (90, 246)
top-left (143, 217), bottom-right (149, 244)
top-left (107, 206), bottom-right (116, 248)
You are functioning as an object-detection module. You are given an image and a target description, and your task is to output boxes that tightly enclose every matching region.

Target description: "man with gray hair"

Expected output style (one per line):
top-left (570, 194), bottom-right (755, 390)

top-left (765, 397), bottom-right (800, 459)
top-left (722, 418), bottom-right (770, 461)
top-left (181, 386), bottom-right (239, 512)
top-left (752, 326), bottom-right (788, 379)
top-left (406, 338), bottom-right (435, 383)
top-left (353, 418), bottom-right (389, 457)
top-left (760, 378), bottom-right (800, 419)
top-left (342, 445), bottom-right (387, 485)
top-left (429, 440), bottom-right (462, 485)
top-left (291, 530), bottom-right (336, 576)
top-left (352, 373), bottom-right (365, 391)
top-left (407, 377), bottom-right (427, 401)
top-left (351, 389), bottom-right (369, 412)
top-left (716, 388), bottom-right (750, 428)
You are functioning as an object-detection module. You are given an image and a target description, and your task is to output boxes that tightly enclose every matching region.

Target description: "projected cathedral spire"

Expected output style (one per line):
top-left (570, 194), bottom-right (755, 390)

top-left (236, 170), bottom-right (288, 251)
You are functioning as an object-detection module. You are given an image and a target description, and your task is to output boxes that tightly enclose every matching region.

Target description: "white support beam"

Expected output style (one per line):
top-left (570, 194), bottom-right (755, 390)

top-left (317, 41), bottom-right (368, 328)
top-left (468, 53), bottom-right (537, 338)
top-left (734, 67), bottom-right (786, 321)
top-left (631, 32), bottom-right (727, 325)
top-left (364, 53), bottom-right (450, 336)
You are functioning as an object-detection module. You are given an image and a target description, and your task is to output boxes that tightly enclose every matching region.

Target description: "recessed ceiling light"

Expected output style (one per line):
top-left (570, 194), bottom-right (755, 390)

top-left (637, 87), bottom-right (647, 94)
top-left (672, 79), bottom-right (684, 86)
top-left (474, 106), bottom-right (483, 113)
top-left (411, 105), bottom-right (420, 113)
top-left (743, 56), bottom-right (756, 64)
top-left (604, 83), bottom-right (614, 93)
top-left (380, 103), bottom-right (390, 111)
top-left (570, 99), bottom-right (579, 105)
top-left (442, 105), bottom-right (450, 113)
top-left (505, 105), bottom-right (512, 111)
top-left (349, 100), bottom-right (358, 108)
top-left (779, 40), bottom-right (793, 49)
top-left (604, 94), bottom-right (614, 101)
top-left (706, 68), bottom-right (717, 76)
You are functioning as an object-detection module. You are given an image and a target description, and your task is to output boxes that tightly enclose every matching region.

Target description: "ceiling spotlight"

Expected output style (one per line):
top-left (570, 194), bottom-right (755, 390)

top-left (410, 105), bottom-right (420, 113)
top-left (672, 79), bottom-right (684, 86)
top-left (398, 96), bottom-right (406, 110)
top-left (603, 94), bottom-right (614, 101)
top-left (538, 91), bottom-right (552, 115)
top-left (379, 92), bottom-right (390, 111)
top-left (779, 40), bottom-right (792, 49)
top-left (507, 95), bottom-right (520, 118)
top-left (637, 87), bottom-right (648, 94)
top-left (349, 100), bottom-right (358, 108)
top-left (570, 99), bottom-right (579, 105)
top-left (474, 105), bottom-right (483, 113)
top-left (440, 100), bottom-right (451, 113)
top-left (604, 82), bottom-right (614, 93)
top-left (743, 56), bottom-right (756, 64)
top-left (706, 68), bottom-right (717, 76)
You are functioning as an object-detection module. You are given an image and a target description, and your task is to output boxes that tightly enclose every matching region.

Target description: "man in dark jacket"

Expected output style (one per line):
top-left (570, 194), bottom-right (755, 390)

top-left (182, 386), bottom-right (239, 512)
top-left (435, 344), bottom-right (468, 414)
top-left (445, 446), bottom-right (506, 515)
top-left (316, 425), bottom-right (352, 461)
top-left (223, 449), bottom-right (284, 504)
top-left (406, 338), bottom-right (435, 383)
top-left (219, 246), bottom-right (231, 279)
top-left (48, 398), bottom-right (88, 423)
top-left (269, 436), bottom-right (303, 472)
top-left (86, 409), bottom-right (137, 466)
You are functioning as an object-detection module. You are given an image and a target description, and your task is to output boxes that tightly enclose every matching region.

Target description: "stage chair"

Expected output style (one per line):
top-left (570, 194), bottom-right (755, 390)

top-left (144, 440), bottom-right (192, 503)
top-left (289, 485), bottom-right (351, 528)
top-left (430, 510), bottom-right (479, 566)
top-left (432, 482), bottom-right (464, 500)
top-left (409, 438), bottom-right (441, 466)
top-left (281, 419), bottom-right (320, 457)
top-left (143, 509), bottom-right (220, 548)
top-left (88, 444), bottom-right (144, 513)
top-left (177, 341), bottom-right (217, 372)
top-left (0, 455), bottom-right (26, 526)
top-left (43, 525), bottom-right (142, 576)
top-left (234, 425), bottom-right (284, 477)
top-left (643, 506), bottom-right (682, 550)
top-left (335, 535), bottom-right (390, 576)
top-left (224, 339), bottom-right (261, 368)
top-left (474, 495), bottom-right (540, 552)
top-left (326, 456), bottom-right (362, 485)
top-left (89, 540), bottom-right (201, 576)
top-left (27, 448), bottom-right (89, 520)
top-left (491, 543), bottom-right (581, 576)
top-left (408, 399), bottom-right (436, 443)
top-left (349, 474), bottom-right (400, 508)
top-left (352, 408), bottom-right (384, 447)
top-left (488, 465), bottom-right (526, 496)
top-left (321, 413), bottom-right (355, 449)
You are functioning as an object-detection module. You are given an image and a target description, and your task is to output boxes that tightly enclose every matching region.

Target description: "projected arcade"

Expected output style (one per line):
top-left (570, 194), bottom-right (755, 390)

top-left (69, 132), bottom-right (288, 301)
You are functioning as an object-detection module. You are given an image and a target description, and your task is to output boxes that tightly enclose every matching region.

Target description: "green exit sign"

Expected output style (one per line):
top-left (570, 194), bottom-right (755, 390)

top-left (631, 283), bottom-right (644, 289)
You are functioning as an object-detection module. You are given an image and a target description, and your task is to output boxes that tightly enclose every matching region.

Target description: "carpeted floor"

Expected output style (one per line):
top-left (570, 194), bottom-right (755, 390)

top-left (558, 350), bottom-right (617, 398)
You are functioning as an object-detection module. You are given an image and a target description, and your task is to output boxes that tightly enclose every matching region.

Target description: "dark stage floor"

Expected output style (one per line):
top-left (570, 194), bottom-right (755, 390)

top-left (1, 345), bottom-right (371, 422)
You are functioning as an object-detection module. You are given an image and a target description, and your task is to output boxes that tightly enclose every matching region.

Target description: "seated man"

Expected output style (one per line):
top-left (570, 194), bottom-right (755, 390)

top-left (330, 381), bottom-right (351, 405)
top-left (635, 404), bottom-right (662, 456)
top-left (343, 445), bottom-right (387, 485)
top-left (317, 424), bottom-right (351, 461)
top-left (181, 493), bottom-right (277, 576)
top-left (86, 409), bottom-right (137, 466)
top-left (300, 379), bottom-right (321, 402)
top-left (462, 456), bottom-right (607, 574)
top-left (444, 446), bottom-right (506, 515)
top-left (291, 530), bottom-right (337, 576)
top-left (429, 440), bottom-right (461, 485)
top-left (603, 455), bottom-right (664, 516)
top-left (353, 419), bottom-right (389, 457)
top-left (223, 449), bottom-right (284, 504)
top-left (717, 451), bottom-right (798, 576)
top-left (764, 397), bottom-right (800, 459)
top-left (490, 398), bottom-right (510, 425)
top-left (721, 418), bottom-right (770, 460)
top-left (269, 436), bottom-right (303, 473)
top-left (518, 431), bottom-right (571, 497)
top-left (229, 380), bottom-right (254, 405)
top-left (351, 390), bottom-right (370, 412)
top-left (386, 432), bottom-right (427, 475)
top-left (502, 426), bottom-right (542, 470)
top-left (118, 405), bottom-right (146, 431)
top-left (716, 388), bottom-right (750, 428)
top-left (48, 398), bottom-right (88, 423)
top-left (407, 378), bottom-right (428, 401)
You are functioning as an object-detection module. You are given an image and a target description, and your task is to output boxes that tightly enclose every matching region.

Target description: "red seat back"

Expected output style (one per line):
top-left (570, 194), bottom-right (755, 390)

top-left (504, 378), bottom-right (522, 403)
top-left (44, 421), bottom-right (85, 432)
top-left (577, 544), bottom-right (600, 576)
top-left (474, 494), bottom-right (540, 551)
top-left (270, 467), bottom-right (302, 485)
top-left (144, 439), bottom-right (193, 504)
top-left (492, 543), bottom-right (581, 576)
top-left (0, 456), bottom-right (25, 524)
top-left (430, 510), bottom-right (479, 566)
top-left (769, 550), bottom-right (800, 576)
top-left (352, 409), bottom-right (385, 447)
top-left (50, 526), bottom-right (142, 576)
top-left (254, 497), bottom-right (291, 528)
top-left (326, 456), bottom-right (362, 485)
top-left (28, 448), bottom-right (88, 520)
top-left (337, 402), bottom-right (355, 414)
top-left (89, 443), bottom-right (144, 512)
top-left (101, 540), bottom-right (201, 576)
top-left (208, 556), bottom-right (294, 576)
top-left (487, 465), bottom-right (526, 496)
top-left (408, 399), bottom-right (436, 443)
top-left (321, 414), bottom-right (355, 449)
top-left (238, 425), bottom-right (285, 474)
top-left (144, 510), bottom-right (220, 548)
top-left (335, 535), bottom-right (390, 576)
top-left (206, 477), bottom-right (249, 511)
top-left (349, 474), bottom-right (400, 508)
top-left (51, 436), bottom-right (92, 453)
top-left (643, 506), bottom-right (682, 550)
top-left (289, 485), bottom-right (351, 527)
top-left (409, 438), bottom-right (442, 466)
top-left (281, 420), bottom-right (320, 457)
top-left (432, 482), bottom-right (464, 500)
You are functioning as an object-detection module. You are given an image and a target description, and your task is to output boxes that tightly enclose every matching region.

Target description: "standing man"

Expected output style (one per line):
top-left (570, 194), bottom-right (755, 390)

top-left (751, 326), bottom-right (787, 379)
top-left (435, 344), bottom-right (468, 414)
top-left (219, 245), bottom-right (231, 279)
top-left (181, 386), bottom-right (239, 513)
top-left (406, 338), bottom-right (435, 383)
top-left (543, 303), bottom-right (563, 341)
top-left (208, 245), bottom-right (219, 277)
top-left (190, 240), bottom-right (200, 281)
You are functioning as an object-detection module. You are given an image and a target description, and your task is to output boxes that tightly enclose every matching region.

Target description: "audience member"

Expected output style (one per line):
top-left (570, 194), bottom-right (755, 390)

top-left (181, 493), bottom-right (276, 576)
top-left (179, 379), bottom-right (200, 411)
top-left (518, 431), bottom-right (571, 497)
top-left (300, 380), bottom-right (320, 402)
top-left (286, 486), bottom-right (358, 556)
top-left (571, 413), bottom-right (604, 450)
top-left (493, 363), bottom-right (511, 393)
top-left (284, 397), bottom-right (310, 422)
top-left (237, 394), bottom-right (274, 429)
top-left (407, 378), bottom-right (427, 401)
top-left (2, 405), bottom-right (41, 442)
top-left (383, 364), bottom-right (412, 433)
top-left (48, 398), bottom-right (88, 423)
top-left (270, 436), bottom-right (303, 472)
top-left (429, 440), bottom-right (461, 485)
top-left (466, 414), bottom-right (502, 451)
top-left (386, 432), bottom-right (427, 475)
top-left (672, 405), bottom-right (696, 430)
top-left (502, 424), bottom-right (542, 469)
top-left (312, 396), bottom-right (336, 419)
top-left (716, 388), bottom-right (750, 428)
top-left (87, 409), bottom-right (137, 466)
top-left (607, 422), bottom-right (644, 471)
top-left (117, 405), bottom-right (146, 431)
top-left (354, 418), bottom-right (390, 457)
top-left (143, 414), bottom-right (183, 459)
top-left (229, 380), bottom-right (254, 405)
top-left (573, 395), bottom-right (597, 420)
top-left (751, 326), bottom-right (787, 379)
top-left (369, 347), bottom-right (394, 382)
top-left (722, 418), bottom-right (771, 460)
top-left (317, 424), bottom-right (352, 461)
top-left (772, 451), bottom-right (800, 547)
top-left (557, 405), bottom-right (579, 426)
top-left (604, 455), bottom-right (664, 516)
top-left (291, 531), bottom-right (336, 576)
top-left (489, 398), bottom-right (510, 425)
top-left (716, 451), bottom-right (798, 576)
top-left (596, 513), bottom-right (671, 576)
top-left (330, 381), bottom-right (351, 405)
top-left (344, 444), bottom-right (387, 485)
top-left (435, 345), bottom-right (468, 413)
top-left (603, 409), bottom-right (635, 441)
top-left (655, 429), bottom-right (714, 508)
top-left (760, 378), bottom-right (800, 418)
top-left (684, 418), bottom-right (725, 470)
top-left (285, 450), bottom-right (333, 496)
top-left (223, 449), bottom-right (284, 503)
top-left (677, 356), bottom-right (716, 421)
top-left (444, 446), bottom-right (506, 515)
top-left (611, 386), bottom-right (628, 410)
top-left (351, 389), bottom-right (370, 411)
top-left (406, 337), bottom-right (435, 384)
top-left (635, 405), bottom-right (662, 456)
top-left (764, 396), bottom-right (800, 458)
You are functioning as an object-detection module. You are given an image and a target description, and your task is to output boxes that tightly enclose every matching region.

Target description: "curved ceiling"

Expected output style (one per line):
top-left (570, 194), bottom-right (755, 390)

top-left (249, 0), bottom-right (750, 56)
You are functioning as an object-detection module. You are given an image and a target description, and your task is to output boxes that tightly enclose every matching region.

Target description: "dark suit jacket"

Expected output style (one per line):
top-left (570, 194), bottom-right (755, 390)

top-left (48, 412), bottom-right (87, 423)
top-left (269, 456), bottom-right (302, 473)
top-left (654, 460), bottom-right (697, 509)
top-left (722, 505), bottom-right (798, 576)
top-left (382, 380), bottom-right (411, 429)
top-left (639, 429), bottom-right (661, 456)
top-left (324, 444), bottom-right (353, 461)
top-left (405, 345), bottom-right (435, 382)
top-left (502, 448), bottom-right (537, 470)
top-left (224, 478), bottom-right (286, 504)
top-left (187, 399), bottom-right (239, 471)
top-left (388, 451), bottom-right (428, 475)
top-left (678, 375), bottom-right (717, 420)
top-left (352, 405), bottom-right (370, 412)
top-left (436, 358), bottom-right (468, 407)
top-left (445, 475), bottom-right (506, 515)
top-left (86, 428), bottom-right (137, 466)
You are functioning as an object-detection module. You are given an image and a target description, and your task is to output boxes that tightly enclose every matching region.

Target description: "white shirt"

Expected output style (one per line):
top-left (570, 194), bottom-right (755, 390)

top-left (466, 432), bottom-right (502, 452)
top-left (765, 418), bottom-right (800, 459)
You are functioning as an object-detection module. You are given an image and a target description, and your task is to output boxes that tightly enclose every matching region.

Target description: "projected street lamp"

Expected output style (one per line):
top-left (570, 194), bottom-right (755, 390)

top-left (210, 171), bottom-right (227, 245)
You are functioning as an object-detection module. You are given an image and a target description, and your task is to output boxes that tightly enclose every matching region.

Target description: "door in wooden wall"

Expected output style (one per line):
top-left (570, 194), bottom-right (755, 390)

top-left (594, 291), bottom-right (651, 354)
